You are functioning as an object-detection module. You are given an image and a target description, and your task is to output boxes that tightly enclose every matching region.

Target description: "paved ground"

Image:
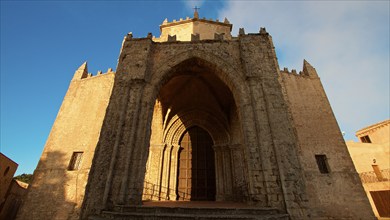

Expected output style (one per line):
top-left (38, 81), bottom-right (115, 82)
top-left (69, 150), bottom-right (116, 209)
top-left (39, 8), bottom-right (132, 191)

top-left (142, 201), bottom-right (258, 209)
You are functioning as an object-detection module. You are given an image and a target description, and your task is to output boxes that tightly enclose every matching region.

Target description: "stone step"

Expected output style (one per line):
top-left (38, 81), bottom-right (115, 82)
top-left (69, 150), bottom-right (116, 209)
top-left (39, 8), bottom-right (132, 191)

top-left (89, 205), bottom-right (290, 220)
top-left (113, 206), bottom-right (281, 216)
top-left (91, 211), bottom-right (290, 220)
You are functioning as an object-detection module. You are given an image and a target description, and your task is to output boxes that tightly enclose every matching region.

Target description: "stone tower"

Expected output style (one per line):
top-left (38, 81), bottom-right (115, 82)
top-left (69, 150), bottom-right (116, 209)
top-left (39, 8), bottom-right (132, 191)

top-left (17, 13), bottom-right (375, 220)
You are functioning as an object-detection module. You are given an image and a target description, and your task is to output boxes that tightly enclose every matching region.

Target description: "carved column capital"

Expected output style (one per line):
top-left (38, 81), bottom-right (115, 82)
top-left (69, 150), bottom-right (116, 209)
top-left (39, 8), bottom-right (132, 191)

top-left (213, 144), bottom-right (228, 152)
top-left (149, 144), bottom-right (166, 151)
top-left (228, 144), bottom-right (242, 151)
top-left (171, 144), bottom-right (181, 152)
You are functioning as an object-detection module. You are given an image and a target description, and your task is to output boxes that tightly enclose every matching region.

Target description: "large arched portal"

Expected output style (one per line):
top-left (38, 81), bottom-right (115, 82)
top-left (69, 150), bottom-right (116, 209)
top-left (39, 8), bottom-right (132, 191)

top-left (143, 58), bottom-right (249, 202)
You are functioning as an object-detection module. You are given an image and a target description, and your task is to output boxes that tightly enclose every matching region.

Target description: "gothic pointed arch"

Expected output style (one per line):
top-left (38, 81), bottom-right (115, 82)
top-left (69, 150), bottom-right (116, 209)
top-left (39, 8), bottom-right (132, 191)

top-left (163, 110), bottom-right (230, 146)
top-left (143, 49), bottom-right (251, 111)
top-left (142, 50), bottom-right (250, 203)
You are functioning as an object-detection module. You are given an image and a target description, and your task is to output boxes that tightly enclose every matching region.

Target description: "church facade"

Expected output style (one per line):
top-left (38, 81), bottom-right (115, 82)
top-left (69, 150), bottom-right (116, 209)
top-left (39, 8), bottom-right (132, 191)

top-left (17, 13), bottom-right (375, 220)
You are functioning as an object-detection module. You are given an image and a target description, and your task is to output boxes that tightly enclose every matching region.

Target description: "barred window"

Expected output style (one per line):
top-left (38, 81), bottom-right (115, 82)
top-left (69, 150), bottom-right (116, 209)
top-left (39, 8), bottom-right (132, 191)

top-left (315, 154), bottom-right (330, 174)
top-left (68, 152), bottom-right (83, 170)
top-left (360, 135), bottom-right (372, 143)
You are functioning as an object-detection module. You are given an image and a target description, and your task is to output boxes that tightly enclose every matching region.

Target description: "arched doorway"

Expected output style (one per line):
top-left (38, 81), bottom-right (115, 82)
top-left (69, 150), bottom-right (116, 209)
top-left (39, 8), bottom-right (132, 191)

top-left (177, 126), bottom-right (216, 201)
top-left (143, 57), bottom-right (248, 203)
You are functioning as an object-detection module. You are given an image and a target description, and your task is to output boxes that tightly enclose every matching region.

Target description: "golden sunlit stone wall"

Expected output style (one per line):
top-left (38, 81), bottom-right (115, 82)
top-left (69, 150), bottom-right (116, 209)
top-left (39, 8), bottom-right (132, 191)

top-left (154, 17), bottom-right (232, 42)
top-left (279, 63), bottom-right (374, 219)
top-left (16, 67), bottom-right (115, 220)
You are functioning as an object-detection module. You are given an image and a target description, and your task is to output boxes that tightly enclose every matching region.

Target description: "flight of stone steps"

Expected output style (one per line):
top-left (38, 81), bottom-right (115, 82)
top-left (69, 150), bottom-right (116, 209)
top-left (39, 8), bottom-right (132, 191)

top-left (89, 205), bottom-right (290, 220)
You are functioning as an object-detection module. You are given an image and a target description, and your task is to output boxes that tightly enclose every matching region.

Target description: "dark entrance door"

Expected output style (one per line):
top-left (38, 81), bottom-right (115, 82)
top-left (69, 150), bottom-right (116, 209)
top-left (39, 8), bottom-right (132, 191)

top-left (370, 190), bottom-right (390, 217)
top-left (177, 126), bottom-right (216, 201)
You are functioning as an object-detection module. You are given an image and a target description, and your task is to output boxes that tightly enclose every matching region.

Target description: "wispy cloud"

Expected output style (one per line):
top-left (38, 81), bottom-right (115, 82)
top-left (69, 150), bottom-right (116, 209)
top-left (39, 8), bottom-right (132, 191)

top-left (183, 0), bottom-right (205, 11)
top-left (218, 1), bottom-right (389, 140)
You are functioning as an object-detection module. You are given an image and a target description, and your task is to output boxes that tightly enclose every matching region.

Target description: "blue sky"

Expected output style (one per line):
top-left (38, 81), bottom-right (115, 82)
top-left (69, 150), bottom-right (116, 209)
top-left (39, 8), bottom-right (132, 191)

top-left (1, 1), bottom-right (389, 175)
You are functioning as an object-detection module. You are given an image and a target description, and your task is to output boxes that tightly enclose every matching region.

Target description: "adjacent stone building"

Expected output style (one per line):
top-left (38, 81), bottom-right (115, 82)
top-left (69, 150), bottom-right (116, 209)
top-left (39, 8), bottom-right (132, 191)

top-left (0, 153), bottom-right (28, 220)
top-left (0, 153), bottom-right (18, 208)
top-left (17, 13), bottom-right (375, 220)
top-left (346, 119), bottom-right (390, 219)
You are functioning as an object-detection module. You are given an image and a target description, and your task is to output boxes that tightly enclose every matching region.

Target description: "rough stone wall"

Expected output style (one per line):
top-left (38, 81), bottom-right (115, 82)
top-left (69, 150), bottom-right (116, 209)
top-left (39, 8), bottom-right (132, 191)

top-left (279, 67), bottom-right (376, 219)
top-left (192, 21), bottom-right (232, 40)
top-left (16, 70), bottom-right (115, 220)
top-left (82, 32), bottom-right (308, 219)
top-left (0, 180), bottom-right (27, 220)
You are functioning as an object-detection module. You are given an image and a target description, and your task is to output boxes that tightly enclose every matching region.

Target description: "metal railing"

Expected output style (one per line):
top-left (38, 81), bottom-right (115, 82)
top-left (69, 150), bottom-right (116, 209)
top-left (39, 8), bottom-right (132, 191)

top-left (143, 181), bottom-right (191, 201)
top-left (359, 169), bottom-right (390, 183)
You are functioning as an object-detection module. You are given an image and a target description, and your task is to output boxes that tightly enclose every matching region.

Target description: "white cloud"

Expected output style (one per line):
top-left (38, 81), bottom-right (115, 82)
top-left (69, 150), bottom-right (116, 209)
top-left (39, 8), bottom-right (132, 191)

top-left (218, 1), bottom-right (390, 141)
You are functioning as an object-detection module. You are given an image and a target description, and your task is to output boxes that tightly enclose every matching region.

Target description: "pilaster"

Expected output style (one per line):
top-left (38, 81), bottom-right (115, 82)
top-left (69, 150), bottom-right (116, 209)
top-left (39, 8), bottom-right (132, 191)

top-left (213, 145), bottom-right (234, 201)
top-left (213, 145), bottom-right (224, 201)
top-left (145, 144), bottom-right (165, 200)
top-left (118, 79), bottom-right (146, 204)
top-left (161, 144), bottom-right (173, 200)
top-left (229, 144), bottom-right (249, 201)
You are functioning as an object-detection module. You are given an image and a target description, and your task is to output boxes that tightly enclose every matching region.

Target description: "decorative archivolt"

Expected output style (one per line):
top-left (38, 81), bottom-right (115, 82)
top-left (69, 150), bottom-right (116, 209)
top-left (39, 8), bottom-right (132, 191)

top-left (145, 50), bottom-right (250, 109)
top-left (163, 110), bottom-right (230, 146)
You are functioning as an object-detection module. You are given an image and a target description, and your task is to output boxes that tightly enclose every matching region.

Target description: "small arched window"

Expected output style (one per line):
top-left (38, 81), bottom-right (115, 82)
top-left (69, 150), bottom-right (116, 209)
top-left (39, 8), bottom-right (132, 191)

top-left (4, 166), bottom-right (10, 176)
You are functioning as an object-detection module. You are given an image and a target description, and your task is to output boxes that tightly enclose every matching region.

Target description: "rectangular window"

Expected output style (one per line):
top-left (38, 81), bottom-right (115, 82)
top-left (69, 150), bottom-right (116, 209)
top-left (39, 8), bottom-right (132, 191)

top-left (360, 135), bottom-right (372, 143)
top-left (68, 152), bottom-right (83, 170)
top-left (315, 154), bottom-right (330, 174)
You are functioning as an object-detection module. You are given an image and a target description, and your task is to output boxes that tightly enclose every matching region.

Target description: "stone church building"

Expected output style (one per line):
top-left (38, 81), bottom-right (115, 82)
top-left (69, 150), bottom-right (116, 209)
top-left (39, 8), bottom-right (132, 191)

top-left (17, 12), bottom-right (375, 220)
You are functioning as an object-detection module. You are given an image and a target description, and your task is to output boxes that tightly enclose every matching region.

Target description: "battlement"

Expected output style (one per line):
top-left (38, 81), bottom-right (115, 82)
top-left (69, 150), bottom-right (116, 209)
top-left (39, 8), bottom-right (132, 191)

top-left (280, 67), bottom-right (303, 75)
top-left (72, 62), bottom-right (115, 80)
top-left (151, 11), bottom-right (233, 42)
top-left (160, 16), bottom-right (231, 30)
top-left (123, 26), bottom-right (270, 44)
top-left (280, 60), bottom-right (318, 78)
top-left (86, 68), bottom-right (115, 79)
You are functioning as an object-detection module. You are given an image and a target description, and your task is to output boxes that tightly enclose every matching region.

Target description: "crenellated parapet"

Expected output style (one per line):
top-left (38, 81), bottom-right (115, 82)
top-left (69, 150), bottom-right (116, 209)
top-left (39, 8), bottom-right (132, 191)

top-left (72, 62), bottom-right (115, 80)
top-left (280, 60), bottom-right (319, 78)
top-left (152, 11), bottom-right (232, 42)
top-left (159, 15), bottom-right (231, 30)
top-left (123, 26), bottom-right (272, 45)
top-left (280, 67), bottom-right (301, 75)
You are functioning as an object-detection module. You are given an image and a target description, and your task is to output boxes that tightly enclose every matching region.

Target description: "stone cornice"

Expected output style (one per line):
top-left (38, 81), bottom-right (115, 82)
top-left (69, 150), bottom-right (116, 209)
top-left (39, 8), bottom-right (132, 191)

top-left (160, 18), bottom-right (232, 31)
top-left (356, 119), bottom-right (390, 137)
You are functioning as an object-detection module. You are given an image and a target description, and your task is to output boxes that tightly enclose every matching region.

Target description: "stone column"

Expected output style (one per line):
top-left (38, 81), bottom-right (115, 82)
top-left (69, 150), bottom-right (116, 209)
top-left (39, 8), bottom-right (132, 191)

top-left (161, 144), bottom-right (173, 200)
top-left (222, 146), bottom-right (233, 200)
top-left (169, 145), bottom-right (181, 200)
top-left (213, 145), bottom-right (224, 201)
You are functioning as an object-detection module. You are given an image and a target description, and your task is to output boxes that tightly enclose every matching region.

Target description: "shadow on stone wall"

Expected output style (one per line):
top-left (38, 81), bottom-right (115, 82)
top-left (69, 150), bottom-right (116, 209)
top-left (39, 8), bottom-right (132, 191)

top-left (0, 179), bottom-right (27, 220)
top-left (16, 150), bottom-right (78, 220)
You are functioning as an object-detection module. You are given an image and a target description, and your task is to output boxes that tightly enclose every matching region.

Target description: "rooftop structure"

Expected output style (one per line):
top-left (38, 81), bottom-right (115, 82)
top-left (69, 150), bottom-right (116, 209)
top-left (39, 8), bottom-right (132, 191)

top-left (153, 11), bottom-right (232, 42)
